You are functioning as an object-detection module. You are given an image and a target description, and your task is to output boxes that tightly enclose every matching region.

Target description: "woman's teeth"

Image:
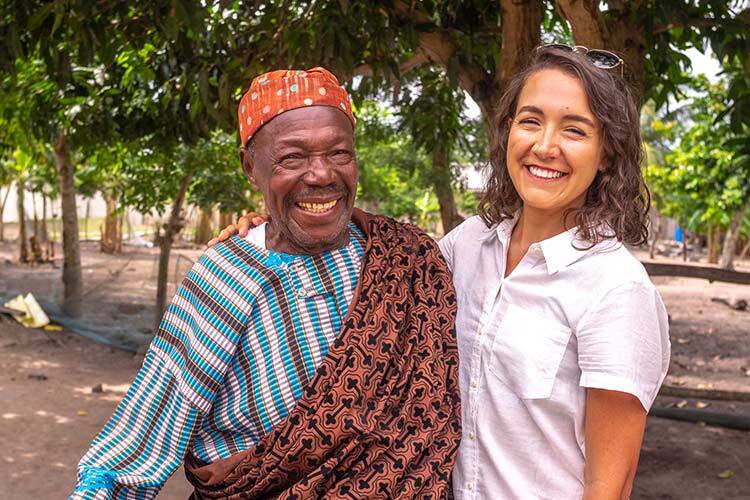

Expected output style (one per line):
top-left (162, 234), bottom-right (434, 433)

top-left (297, 200), bottom-right (338, 213)
top-left (528, 165), bottom-right (565, 179)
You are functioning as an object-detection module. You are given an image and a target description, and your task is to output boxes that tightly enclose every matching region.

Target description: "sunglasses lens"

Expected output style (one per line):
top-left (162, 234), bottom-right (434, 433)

top-left (545, 44), bottom-right (574, 52)
top-left (587, 50), bottom-right (620, 69)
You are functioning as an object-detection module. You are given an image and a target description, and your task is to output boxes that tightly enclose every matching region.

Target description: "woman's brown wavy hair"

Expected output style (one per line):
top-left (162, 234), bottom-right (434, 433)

top-left (478, 47), bottom-right (650, 246)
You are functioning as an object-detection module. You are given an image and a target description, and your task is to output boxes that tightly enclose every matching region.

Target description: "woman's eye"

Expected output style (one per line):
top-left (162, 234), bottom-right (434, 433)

top-left (518, 118), bottom-right (539, 126)
top-left (565, 128), bottom-right (586, 136)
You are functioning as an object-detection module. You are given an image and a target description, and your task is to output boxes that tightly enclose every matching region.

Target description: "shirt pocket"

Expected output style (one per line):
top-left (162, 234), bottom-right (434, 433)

top-left (488, 304), bottom-right (572, 399)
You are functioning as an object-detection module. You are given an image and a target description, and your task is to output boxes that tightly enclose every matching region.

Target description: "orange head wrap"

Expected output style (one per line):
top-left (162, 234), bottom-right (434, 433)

top-left (237, 67), bottom-right (356, 146)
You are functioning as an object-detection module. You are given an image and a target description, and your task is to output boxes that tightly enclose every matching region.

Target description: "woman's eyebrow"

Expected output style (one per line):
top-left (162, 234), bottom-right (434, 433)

top-left (562, 114), bottom-right (596, 128)
top-left (517, 105), bottom-right (596, 128)
top-left (517, 105), bottom-right (543, 115)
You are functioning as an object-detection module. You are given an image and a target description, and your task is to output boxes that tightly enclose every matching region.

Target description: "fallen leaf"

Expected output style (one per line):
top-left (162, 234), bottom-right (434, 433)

top-left (717, 470), bottom-right (734, 479)
top-left (696, 401), bottom-right (710, 409)
top-left (76, 410), bottom-right (88, 417)
top-left (676, 400), bottom-right (688, 408)
top-left (672, 380), bottom-right (687, 386)
top-left (43, 324), bottom-right (63, 332)
top-left (676, 338), bottom-right (691, 345)
top-left (697, 383), bottom-right (714, 389)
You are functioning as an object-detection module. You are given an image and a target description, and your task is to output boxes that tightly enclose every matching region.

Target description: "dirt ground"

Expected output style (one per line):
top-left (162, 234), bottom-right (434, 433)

top-left (0, 241), bottom-right (748, 499)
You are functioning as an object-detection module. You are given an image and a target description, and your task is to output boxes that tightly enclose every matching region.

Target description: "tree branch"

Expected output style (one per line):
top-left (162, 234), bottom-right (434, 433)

top-left (554, 0), bottom-right (608, 47)
top-left (497, 0), bottom-right (543, 89)
top-left (351, 52), bottom-right (428, 79)
top-left (653, 17), bottom-right (735, 34)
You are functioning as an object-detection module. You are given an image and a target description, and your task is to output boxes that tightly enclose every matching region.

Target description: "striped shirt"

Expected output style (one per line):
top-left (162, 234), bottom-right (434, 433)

top-left (71, 223), bottom-right (366, 499)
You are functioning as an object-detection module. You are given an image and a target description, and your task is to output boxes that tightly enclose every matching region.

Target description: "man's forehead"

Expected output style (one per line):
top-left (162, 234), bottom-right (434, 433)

top-left (256, 106), bottom-right (355, 148)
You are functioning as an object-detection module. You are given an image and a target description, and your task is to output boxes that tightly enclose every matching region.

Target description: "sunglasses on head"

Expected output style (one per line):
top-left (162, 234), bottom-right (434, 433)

top-left (538, 44), bottom-right (624, 77)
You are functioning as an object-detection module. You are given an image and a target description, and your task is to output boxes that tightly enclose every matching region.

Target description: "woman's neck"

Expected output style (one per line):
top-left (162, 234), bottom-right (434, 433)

top-left (512, 207), bottom-right (570, 247)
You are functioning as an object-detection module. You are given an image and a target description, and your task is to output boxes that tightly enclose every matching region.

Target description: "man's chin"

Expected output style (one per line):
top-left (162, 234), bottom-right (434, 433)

top-left (284, 220), bottom-right (352, 255)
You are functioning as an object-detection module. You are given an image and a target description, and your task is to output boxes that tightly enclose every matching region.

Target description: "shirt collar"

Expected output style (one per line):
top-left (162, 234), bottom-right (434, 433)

top-left (478, 211), bottom-right (619, 275)
top-left (475, 212), bottom-right (520, 243)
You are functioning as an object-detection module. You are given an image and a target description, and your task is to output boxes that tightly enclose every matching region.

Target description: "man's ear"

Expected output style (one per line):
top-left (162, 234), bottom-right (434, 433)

top-left (239, 148), bottom-right (260, 190)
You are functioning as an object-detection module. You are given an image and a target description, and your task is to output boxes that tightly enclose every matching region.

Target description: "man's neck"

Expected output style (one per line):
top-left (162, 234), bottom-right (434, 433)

top-left (265, 223), bottom-right (351, 255)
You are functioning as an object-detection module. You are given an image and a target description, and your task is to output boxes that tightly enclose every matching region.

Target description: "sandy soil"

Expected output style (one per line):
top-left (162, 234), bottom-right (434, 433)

top-left (0, 241), bottom-right (748, 499)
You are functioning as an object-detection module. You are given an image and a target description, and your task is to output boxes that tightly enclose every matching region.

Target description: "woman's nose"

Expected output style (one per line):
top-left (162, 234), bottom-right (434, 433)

top-left (532, 131), bottom-right (560, 159)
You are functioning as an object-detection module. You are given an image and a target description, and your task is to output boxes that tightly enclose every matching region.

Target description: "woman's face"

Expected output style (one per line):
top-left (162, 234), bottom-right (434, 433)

top-left (506, 68), bottom-right (604, 217)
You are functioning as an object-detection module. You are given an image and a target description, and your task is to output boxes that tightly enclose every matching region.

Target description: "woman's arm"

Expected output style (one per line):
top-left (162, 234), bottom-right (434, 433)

top-left (583, 388), bottom-right (647, 500)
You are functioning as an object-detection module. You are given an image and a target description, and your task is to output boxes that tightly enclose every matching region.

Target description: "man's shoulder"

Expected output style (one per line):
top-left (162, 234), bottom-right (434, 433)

top-left (191, 236), bottom-right (270, 294)
top-left (353, 210), bottom-right (441, 255)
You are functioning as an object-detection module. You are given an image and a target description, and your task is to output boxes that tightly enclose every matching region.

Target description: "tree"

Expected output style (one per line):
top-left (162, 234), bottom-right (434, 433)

top-left (645, 75), bottom-right (750, 269)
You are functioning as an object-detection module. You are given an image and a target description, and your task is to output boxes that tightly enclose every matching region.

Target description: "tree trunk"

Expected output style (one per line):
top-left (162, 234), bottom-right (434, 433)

top-left (16, 179), bottom-right (28, 263)
top-left (649, 213), bottom-right (662, 259)
top-left (154, 173), bottom-right (192, 331)
top-left (84, 198), bottom-right (91, 241)
top-left (431, 143), bottom-right (463, 234)
top-left (117, 211), bottom-right (124, 253)
top-left (739, 235), bottom-right (750, 261)
top-left (708, 225), bottom-right (722, 264)
top-left (126, 212), bottom-right (134, 241)
top-left (30, 191), bottom-right (42, 262)
top-left (718, 203), bottom-right (748, 270)
top-left (194, 206), bottom-right (213, 244)
top-left (100, 193), bottom-right (120, 253)
top-left (557, 0), bottom-right (647, 104)
top-left (219, 211), bottom-right (233, 229)
top-left (0, 185), bottom-right (10, 242)
top-left (41, 194), bottom-right (52, 260)
top-left (54, 132), bottom-right (83, 317)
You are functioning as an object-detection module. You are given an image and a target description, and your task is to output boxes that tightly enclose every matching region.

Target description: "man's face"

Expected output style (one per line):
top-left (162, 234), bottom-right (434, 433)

top-left (241, 106), bottom-right (358, 255)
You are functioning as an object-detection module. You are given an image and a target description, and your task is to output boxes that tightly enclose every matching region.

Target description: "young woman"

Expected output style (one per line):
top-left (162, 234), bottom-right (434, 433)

top-left (438, 47), bottom-right (669, 499)
top-left (213, 47), bottom-right (670, 499)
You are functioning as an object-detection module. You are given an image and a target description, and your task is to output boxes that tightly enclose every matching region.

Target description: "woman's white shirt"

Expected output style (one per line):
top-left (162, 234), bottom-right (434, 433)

top-left (439, 215), bottom-right (670, 500)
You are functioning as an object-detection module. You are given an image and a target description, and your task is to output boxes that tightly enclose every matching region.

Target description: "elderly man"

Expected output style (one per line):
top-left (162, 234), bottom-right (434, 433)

top-left (71, 67), bottom-right (460, 499)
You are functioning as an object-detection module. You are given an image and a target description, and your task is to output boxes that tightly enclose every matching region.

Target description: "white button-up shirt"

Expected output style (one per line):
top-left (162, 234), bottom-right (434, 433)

top-left (439, 215), bottom-right (670, 500)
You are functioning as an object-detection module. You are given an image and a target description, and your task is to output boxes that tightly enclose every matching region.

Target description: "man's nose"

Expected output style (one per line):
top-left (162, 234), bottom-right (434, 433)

top-left (301, 155), bottom-right (336, 185)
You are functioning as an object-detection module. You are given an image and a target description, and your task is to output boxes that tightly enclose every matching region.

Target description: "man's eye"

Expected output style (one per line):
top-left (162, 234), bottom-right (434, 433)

top-left (330, 150), bottom-right (353, 162)
top-left (278, 154), bottom-right (306, 168)
top-left (281, 153), bottom-right (304, 161)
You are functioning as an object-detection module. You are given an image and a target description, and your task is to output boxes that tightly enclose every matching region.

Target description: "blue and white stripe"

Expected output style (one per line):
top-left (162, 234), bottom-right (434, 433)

top-left (71, 223), bottom-right (365, 499)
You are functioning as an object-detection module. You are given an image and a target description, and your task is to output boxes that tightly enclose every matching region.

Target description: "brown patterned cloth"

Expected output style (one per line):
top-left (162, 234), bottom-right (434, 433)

top-left (185, 210), bottom-right (461, 499)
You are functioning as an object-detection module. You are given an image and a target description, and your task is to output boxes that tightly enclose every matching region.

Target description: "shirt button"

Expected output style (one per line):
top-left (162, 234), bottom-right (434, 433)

top-left (469, 431), bottom-right (475, 439)
top-left (297, 288), bottom-right (308, 298)
top-left (467, 482), bottom-right (474, 490)
top-left (470, 380), bottom-right (478, 388)
top-left (533, 244), bottom-right (542, 255)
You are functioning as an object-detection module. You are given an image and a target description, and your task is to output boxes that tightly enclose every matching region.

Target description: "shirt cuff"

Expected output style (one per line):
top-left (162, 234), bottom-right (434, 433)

top-left (579, 372), bottom-right (656, 411)
top-left (72, 467), bottom-right (116, 499)
top-left (69, 488), bottom-right (110, 500)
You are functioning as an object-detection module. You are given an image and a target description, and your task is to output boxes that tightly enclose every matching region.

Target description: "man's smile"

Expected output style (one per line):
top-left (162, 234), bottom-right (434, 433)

top-left (296, 199), bottom-right (339, 213)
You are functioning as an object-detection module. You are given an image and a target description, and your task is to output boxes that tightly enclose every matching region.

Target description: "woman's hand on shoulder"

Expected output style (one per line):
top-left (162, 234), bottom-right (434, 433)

top-left (207, 212), bottom-right (269, 246)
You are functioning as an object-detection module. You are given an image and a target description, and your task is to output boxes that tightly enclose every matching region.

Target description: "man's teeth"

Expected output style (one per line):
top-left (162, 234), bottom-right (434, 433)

top-left (528, 166), bottom-right (565, 179)
top-left (297, 200), bottom-right (338, 213)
